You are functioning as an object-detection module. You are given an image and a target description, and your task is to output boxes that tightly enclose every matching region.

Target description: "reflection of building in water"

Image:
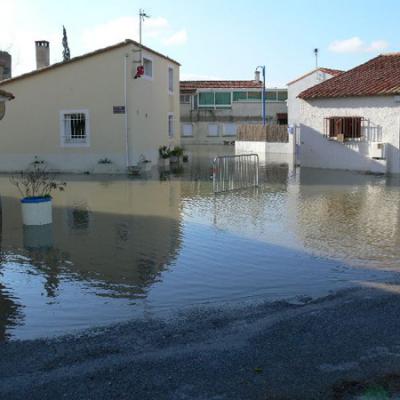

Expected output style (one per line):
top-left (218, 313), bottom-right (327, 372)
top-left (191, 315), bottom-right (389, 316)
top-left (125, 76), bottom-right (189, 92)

top-left (295, 169), bottom-right (400, 267)
top-left (0, 176), bottom-right (183, 300)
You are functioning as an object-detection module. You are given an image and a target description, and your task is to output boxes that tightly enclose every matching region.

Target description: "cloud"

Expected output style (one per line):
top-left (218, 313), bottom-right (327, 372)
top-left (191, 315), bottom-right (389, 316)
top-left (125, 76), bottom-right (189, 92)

top-left (162, 30), bottom-right (188, 46)
top-left (329, 37), bottom-right (388, 53)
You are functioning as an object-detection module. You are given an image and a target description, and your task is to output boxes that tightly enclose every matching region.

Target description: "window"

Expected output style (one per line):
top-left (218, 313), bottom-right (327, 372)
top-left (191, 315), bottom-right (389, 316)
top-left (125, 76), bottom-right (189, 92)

top-left (325, 117), bottom-right (363, 141)
top-left (168, 113), bottom-right (174, 138)
top-left (180, 94), bottom-right (191, 103)
top-left (248, 91), bottom-right (262, 101)
top-left (60, 110), bottom-right (90, 146)
top-left (265, 91), bottom-right (277, 101)
top-left (168, 67), bottom-right (174, 94)
top-left (223, 123), bottom-right (237, 136)
top-left (215, 92), bottom-right (231, 106)
top-left (208, 124), bottom-right (219, 136)
top-left (198, 92), bottom-right (214, 106)
top-left (182, 123), bottom-right (193, 137)
top-left (143, 57), bottom-right (153, 79)
top-left (277, 91), bottom-right (288, 101)
top-left (198, 92), bottom-right (231, 108)
top-left (233, 91), bottom-right (247, 101)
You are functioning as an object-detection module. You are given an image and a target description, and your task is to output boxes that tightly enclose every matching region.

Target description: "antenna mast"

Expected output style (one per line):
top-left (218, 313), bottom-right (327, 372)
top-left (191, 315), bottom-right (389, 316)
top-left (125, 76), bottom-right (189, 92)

top-left (314, 48), bottom-right (319, 69)
top-left (139, 9), bottom-right (150, 65)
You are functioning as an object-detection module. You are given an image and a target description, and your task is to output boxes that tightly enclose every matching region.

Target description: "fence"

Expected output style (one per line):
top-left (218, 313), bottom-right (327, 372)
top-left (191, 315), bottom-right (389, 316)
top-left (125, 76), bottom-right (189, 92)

top-left (237, 124), bottom-right (288, 142)
top-left (213, 154), bottom-right (259, 193)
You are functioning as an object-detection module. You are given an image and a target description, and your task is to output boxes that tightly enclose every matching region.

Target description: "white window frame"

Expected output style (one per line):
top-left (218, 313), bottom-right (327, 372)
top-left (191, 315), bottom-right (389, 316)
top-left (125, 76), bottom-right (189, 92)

top-left (143, 55), bottom-right (153, 80)
top-left (180, 94), bottom-right (191, 104)
top-left (168, 66), bottom-right (174, 95)
top-left (207, 124), bottom-right (219, 137)
top-left (60, 109), bottom-right (90, 147)
top-left (168, 112), bottom-right (174, 138)
top-left (223, 123), bottom-right (237, 137)
top-left (181, 123), bottom-right (193, 137)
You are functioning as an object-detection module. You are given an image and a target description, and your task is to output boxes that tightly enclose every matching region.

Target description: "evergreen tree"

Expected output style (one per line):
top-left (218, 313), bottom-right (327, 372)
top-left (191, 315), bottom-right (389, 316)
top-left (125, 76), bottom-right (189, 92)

top-left (62, 26), bottom-right (71, 61)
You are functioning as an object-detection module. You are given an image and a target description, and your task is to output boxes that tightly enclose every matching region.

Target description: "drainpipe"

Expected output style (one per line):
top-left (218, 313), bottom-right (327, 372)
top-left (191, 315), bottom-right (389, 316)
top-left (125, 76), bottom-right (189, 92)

top-left (124, 54), bottom-right (130, 167)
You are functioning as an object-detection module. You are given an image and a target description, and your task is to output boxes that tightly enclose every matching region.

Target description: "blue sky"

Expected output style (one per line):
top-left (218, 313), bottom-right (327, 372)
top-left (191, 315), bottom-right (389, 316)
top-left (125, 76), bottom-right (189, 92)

top-left (1, 0), bottom-right (399, 86)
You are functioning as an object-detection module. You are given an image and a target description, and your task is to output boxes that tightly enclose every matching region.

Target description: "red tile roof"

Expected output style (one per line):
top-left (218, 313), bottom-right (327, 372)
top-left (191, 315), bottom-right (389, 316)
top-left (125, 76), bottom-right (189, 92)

top-left (0, 39), bottom-right (179, 87)
top-left (287, 67), bottom-right (343, 86)
top-left (299, 54), bottom-right (400, 99)
top-left (0, 89), bottom-right (14, 99)
top-left (180, 80), bottom-right (263, 90)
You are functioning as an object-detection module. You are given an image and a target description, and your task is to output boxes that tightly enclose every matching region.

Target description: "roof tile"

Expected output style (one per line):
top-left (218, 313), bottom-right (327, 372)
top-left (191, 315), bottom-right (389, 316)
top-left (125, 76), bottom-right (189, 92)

top-left (299, 54), bottom-right (400, 99)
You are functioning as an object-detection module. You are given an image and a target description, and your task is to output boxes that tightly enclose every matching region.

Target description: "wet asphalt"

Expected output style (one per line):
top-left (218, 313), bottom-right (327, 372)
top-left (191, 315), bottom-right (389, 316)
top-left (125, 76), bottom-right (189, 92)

top-left (1, 285), bottom-right (400, 399)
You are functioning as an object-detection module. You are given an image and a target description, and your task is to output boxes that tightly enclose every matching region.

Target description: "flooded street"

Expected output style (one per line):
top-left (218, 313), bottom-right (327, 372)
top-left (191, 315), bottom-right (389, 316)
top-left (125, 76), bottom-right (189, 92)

top-left (0, 145), bottom-right (399, 340)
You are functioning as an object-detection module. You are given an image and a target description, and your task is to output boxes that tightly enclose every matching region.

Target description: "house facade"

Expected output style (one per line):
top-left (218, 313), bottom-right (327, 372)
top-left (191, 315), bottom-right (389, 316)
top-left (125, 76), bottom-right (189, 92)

top-left (180, 81), bottom-right (288, 145)
top-left (0, 39), bottom-right (180, 173)
top-left (287, 67), bottom-right (342, 127)
top-left (297, 54), bottom-right (400, 174)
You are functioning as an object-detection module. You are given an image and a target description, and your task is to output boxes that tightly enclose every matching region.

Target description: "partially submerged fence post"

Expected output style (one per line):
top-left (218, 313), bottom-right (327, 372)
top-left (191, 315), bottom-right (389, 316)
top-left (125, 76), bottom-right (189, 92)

top-left (213, 154), bottom-right (259, 193)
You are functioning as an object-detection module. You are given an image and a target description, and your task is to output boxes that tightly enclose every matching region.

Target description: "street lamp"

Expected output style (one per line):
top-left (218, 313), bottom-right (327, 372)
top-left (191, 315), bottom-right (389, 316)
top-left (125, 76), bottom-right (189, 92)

top-left (255, 65), bottom-right (266, 126)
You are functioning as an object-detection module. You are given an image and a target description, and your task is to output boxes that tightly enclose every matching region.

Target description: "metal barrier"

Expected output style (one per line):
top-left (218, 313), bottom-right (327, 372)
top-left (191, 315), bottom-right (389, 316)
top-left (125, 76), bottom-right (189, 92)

top-left (213, 154), bottom-right (259, 193)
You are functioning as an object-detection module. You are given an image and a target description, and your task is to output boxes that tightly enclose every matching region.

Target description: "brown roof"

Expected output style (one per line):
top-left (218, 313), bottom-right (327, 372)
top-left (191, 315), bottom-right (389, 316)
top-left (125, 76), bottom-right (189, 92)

top-left (0, 89), bottom-right (14, 99)
top-left (180, 80), bottom-right (263, 90)
top-left (299, 54), bottom-right (400, 99)
top-left (287, 67), bottom-right (343, 86)
top-left (0, 39), bottom-right (180, 87)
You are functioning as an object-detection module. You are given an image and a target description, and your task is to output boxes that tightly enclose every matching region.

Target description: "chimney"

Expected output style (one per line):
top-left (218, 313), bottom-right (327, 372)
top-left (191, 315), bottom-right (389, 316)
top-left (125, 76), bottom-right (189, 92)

top-left (35, 41), bottom-right (50, 69)
top-left (0, 51), bottom-right (12, 80)
top-left (254, 70), bottom-right (261, 82)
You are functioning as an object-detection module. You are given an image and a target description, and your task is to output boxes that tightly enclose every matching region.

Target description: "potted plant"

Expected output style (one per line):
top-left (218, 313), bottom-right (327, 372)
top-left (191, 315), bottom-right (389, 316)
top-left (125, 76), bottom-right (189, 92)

top-left (169, 146), bottom-right (184, 163)
top-left (94, 157), bottom-right (118, 174)
top-left (10, 164), bottom-right (66, 226)
top-left (159, 145), bottom-right (170, 167)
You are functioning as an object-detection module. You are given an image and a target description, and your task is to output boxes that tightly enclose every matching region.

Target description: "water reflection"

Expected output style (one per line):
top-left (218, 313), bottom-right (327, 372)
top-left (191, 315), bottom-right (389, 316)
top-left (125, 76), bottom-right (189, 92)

top-left (0, 146), bottom-right (400, 340)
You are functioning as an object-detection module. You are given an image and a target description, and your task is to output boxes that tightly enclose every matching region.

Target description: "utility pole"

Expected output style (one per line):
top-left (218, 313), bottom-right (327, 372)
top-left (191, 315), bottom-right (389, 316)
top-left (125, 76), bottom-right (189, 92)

top-left (256, 65), bottom-right (266, 126)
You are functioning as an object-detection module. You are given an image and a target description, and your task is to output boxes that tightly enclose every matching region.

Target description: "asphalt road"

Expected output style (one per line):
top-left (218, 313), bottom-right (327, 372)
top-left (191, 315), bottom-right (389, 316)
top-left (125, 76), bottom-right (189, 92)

top-left (2, 285), bottom-right (400, 399)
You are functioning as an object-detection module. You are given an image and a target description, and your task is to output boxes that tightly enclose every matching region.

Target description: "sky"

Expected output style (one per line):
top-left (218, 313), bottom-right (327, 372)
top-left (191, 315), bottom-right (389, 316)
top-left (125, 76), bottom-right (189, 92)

top-left (1, 0), bottom-right (399, 86)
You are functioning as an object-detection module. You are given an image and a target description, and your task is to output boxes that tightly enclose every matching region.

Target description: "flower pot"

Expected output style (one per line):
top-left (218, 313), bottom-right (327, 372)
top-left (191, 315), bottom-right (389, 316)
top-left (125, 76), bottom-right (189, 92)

top-left (21, 196), bottom-right (52, 226)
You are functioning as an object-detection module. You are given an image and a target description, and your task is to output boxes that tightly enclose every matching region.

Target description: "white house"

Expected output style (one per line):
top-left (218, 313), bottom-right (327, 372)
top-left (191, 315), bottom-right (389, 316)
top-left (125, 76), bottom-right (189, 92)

top-left (287, 67), bottom-right (342, 127)
top-left (0, 39), bottom-right (180, 173)
top-left (297, 53), bottom-right (400, 174)
top-left (180, 80), bottom-right (288, 145)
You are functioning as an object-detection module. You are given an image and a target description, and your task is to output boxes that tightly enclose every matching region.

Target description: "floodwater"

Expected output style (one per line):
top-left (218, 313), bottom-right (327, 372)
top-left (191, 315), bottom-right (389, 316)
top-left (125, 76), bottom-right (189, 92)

top-left (1, 145), bottom-right (400, 340)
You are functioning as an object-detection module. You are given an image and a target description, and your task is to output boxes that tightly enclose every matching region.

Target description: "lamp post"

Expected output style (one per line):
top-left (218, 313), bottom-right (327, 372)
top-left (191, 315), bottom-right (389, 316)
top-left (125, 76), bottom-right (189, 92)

top-left (255, 65), bottom-right (266, 126)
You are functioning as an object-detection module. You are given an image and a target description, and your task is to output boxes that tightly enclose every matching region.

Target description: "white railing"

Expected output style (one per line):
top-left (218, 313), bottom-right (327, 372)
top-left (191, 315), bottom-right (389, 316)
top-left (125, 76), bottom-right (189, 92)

top-left (213, 154), bottom-right (259, 193)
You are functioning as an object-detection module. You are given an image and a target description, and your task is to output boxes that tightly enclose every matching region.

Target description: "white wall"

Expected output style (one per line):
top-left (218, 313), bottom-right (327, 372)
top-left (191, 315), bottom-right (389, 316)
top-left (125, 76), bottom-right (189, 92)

top-left (288, 70), bottom-right (336, 126)
top-left (299, 96), bottom-right (400, 174)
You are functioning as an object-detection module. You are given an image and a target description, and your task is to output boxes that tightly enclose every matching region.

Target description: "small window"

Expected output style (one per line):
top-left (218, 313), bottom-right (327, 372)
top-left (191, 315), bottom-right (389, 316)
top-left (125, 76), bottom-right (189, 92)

top-left (223, 123), bottom-right (237, 136)
top-left (180, 94), bottom-right (191, 104)
top-left (168, 67), bottom-right (174, 93)
top-left (168, 114), bottom-right (174, 138)
top-left (325, 117), bottom-right (363, 140)
top-left (182, 123), bottom-right (193, 137)
top-left (208, 124), bottom-right (219, 137)
top-left (143, 57), bottom-right (153, 79)
top-left (60, 110), bottom-right (90, 146)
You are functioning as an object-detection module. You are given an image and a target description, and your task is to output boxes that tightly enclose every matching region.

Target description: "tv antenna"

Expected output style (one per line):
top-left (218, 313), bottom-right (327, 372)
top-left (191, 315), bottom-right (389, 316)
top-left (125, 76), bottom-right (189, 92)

top-left (139, 9), bottom-right (150, 64)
